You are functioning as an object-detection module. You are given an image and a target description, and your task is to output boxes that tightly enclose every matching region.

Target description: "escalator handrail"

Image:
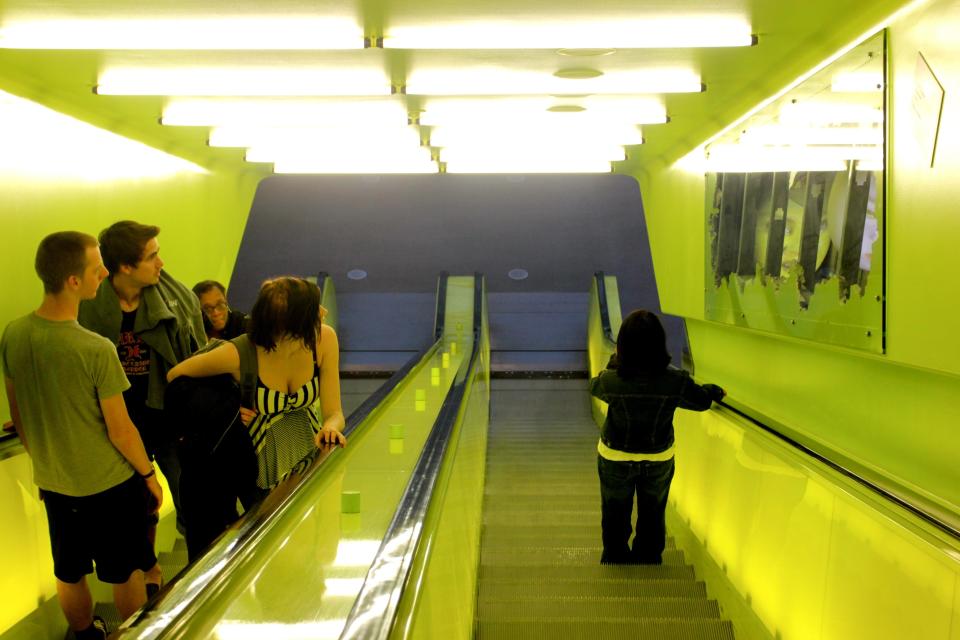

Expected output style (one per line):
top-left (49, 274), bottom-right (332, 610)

top-left (433, 271), bottom-right (449, 340)
top-left (339, 274), bottom-right (485, 640)
top-left (117, 283), bottom-right (453, 639)
top-left (716, 398), bottom-right (960, 541)
top-left (594, 270), bottom-right (616, 346)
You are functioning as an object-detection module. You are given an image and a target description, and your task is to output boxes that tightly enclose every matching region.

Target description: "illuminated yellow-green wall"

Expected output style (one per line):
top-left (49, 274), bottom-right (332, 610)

top-left (0, 77), bottom-right (261, 635)
top-left (634, 0), bottom-right (960, 525)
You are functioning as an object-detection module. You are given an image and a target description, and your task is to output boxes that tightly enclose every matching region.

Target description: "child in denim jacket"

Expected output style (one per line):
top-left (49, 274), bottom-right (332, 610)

top-left (589, 309), bottom-right (724, 564)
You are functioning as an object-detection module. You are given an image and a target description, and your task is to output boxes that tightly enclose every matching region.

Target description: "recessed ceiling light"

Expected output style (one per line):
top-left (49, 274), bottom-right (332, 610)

top-left (547, 105), bottom-right (587, 113)
top-left (556, 48), bottom-right (617, 57)
top-left (554, 69), bottom-right (604, 80)
top-left (508, 269), bottom-right (529, 281)
top-left (347, 269), bottom-right (368, 280)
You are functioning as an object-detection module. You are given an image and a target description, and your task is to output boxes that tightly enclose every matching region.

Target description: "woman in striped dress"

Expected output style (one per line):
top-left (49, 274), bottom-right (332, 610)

top-left (168, 276), bottom-right (345, 492)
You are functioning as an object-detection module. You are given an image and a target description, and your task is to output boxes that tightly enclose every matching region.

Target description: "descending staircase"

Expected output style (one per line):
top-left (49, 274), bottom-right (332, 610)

top-left (476, 379), bottom-right (734, 639)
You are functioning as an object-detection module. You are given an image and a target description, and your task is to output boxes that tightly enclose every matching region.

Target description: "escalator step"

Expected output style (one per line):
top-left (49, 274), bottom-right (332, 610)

top-left (92, 602), bottom-right (122, 635)
top-left (477, 619), bottom-right (735, 640)
top-left (479, 564), bottom-right (694, 582)
top-left (481, 526), bottom-right (676, 549)
top-left (484, 510), bottom-right (612, 527)
top-left (479, 578), bottom-right (707, 600)
top-left (484, 496), bottom-right (599, 511)
top-left (477, 596), bottom-right (721, 621)
top-left (481, 547), bottom-right (685, 567)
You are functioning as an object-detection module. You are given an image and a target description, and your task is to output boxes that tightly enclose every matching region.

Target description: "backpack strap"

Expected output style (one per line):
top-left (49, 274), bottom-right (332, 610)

top-left (230, 334), bottom-right (258, 408)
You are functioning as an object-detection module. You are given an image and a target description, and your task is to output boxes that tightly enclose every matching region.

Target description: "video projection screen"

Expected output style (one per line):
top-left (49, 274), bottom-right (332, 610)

top-left (703, 32), bottom-right (885, 353)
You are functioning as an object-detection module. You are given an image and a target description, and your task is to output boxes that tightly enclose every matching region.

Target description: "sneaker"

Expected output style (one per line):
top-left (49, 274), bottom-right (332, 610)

top-left (75, 616), bottom-right (108, 640)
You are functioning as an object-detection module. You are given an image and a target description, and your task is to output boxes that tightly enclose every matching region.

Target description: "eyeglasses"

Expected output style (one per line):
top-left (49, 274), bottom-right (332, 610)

top-left (202, 301), bottom-right (229, 316)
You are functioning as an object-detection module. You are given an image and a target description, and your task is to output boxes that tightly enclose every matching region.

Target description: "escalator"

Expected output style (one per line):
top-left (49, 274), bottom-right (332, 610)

top-left (108, 273), bottom-right (481, 639)
top-left (11, 272), bottom-right (956, 639)
top-left (475, 377), bottom-right (733, 639)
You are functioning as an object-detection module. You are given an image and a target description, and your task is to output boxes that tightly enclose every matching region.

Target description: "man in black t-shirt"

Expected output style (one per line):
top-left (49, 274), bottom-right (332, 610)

top-left (79, 221), bottom-right (205, 594)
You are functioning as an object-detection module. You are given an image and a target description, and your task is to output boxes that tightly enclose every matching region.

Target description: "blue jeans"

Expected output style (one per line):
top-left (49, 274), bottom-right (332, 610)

top-left (597, 455), bottom-right (674, 564)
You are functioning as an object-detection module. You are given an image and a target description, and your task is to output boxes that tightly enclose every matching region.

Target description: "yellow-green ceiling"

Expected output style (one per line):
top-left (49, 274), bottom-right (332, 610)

top-left (0, 0), bottom-right (914, 174)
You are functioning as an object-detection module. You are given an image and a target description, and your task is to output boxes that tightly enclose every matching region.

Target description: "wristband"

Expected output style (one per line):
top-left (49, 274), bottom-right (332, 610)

top-left (140, 468), bottom-right (156, 480)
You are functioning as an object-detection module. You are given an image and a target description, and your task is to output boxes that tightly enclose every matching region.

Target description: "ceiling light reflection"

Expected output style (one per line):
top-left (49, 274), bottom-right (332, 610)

top-left (214, 620), bottom-right (345, 640)
top-left (0, 90), bottom-right (205, 180)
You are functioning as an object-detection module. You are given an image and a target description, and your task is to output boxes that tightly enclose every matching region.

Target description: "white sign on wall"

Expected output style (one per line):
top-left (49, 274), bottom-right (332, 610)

top-left (911, 52), bottom-right (945, 168)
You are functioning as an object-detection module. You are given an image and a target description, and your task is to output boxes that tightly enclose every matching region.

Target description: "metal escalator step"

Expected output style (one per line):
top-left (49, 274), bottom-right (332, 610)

top-left (481, 547), bottom-right (684, 567)
top-left (484, 496), bottom-right (599, 511)
top-left (484, 510), bottom-right (612, 527)
top-left (92, 602), bottom-right (123, 633)
top-left (481, 526), bottom-right (676, 549)
top-left (478, 578), bottom-right (707, 600)
top-left (158, 550), bottom-right (188, 578)
top-left (477, 618), bottom-right (735, 640)
top-left (480, 563), bottom-right (694, 582)
top-left (477, 596), bottom-right (721, 621)
top-left (484, 484), bottom-right (597, 497)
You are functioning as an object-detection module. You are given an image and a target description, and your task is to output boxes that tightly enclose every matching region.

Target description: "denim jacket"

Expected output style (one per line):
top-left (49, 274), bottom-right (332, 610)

top-left (589, 365), bottom-right (723, 454)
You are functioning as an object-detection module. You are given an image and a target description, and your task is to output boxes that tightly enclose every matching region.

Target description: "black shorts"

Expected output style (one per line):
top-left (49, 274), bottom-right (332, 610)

top-left (42, 474), bottom-right (157, 584)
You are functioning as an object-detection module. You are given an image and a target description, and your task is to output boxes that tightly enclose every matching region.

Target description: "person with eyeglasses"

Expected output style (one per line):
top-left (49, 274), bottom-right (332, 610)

top-left (192, 280), bottom-right (249, 341)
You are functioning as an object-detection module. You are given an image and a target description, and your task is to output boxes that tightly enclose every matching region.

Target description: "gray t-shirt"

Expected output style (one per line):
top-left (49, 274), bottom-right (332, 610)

top-left (1, 313), bottom-right (134, 496)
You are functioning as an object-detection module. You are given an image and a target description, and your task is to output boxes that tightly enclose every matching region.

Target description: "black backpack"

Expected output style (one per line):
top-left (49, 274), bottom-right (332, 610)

top-left (164, 334), bottom-right (258, 455)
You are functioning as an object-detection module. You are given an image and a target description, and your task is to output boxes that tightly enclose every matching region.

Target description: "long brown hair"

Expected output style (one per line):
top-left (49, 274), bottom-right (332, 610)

top-left (248, 277), bottom-right (321, 352)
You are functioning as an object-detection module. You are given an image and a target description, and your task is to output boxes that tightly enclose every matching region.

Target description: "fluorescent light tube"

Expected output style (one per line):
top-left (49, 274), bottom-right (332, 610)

top-left (438, 146), bottom-right (626, 162)
top-left (418, 97), bottom-right (666, 125)
top-left (98, 67), bottom-right (391, 96)
top-left (405, 68), bottom-right (702, 95)
top-left (163, 98), bottom-right (409, 127)
top-left (831, 71), bottom-right (884, 93)
top-left (0, 17), bottom-right (364, 49)
top-left (444, 159), bottom-right (612, 173)
top-left (247, 145), bottom-right (432, 164)
top-left (383, 17), bottom-right (753, 49)
top-left (209, 125), bottom-right (422, 148)
top-left (429, 124), bottom-right (643, 146)
top-left (779, 102), bottom-right (883, 125)
top-left (273, 159), bottom-right (439, 174)
top-left (739, 125), bottom-right (882, 146)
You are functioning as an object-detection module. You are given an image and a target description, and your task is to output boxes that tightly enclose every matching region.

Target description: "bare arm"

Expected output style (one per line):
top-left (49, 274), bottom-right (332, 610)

top-left (166, 342), bottom-right (240, 383)
top-left (5, 377), bottom-right (28, 453)
top-left (100, 393), bottom-right (162, 511)
top-left (315, 324), bottom-right (346, 447)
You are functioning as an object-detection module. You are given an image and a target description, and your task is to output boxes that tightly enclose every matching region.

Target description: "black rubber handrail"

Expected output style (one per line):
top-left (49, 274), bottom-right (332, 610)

top-left (115, 273), bottom-right (456, 639)
top-left (717, 398), bottom-right (960, 541)
top-left (594, 271), bottom-right (616, 345)
top-left (316, 270), bottom-right (330, 298)
top-left (434, 271), bottom-right (449, 340)
top-left (339, 273), bottom-right (484, 640)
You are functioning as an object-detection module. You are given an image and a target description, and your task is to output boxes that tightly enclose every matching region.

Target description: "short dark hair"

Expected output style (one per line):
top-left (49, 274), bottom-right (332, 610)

top-left (98, 220), bottom-right (160, 274)
top-left (615, 309), bottom-right (671, 377)
top-left (193, 280), bottom-right (227, 298)
top-left (248, 276), bottom-right (321, 352)
top-left (35, 231), bottom-right (98, 294)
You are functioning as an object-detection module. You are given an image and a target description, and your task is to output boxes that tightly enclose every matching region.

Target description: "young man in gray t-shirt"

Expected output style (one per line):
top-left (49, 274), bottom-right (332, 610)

top-left (1, 231), bottom-right (162, 640)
